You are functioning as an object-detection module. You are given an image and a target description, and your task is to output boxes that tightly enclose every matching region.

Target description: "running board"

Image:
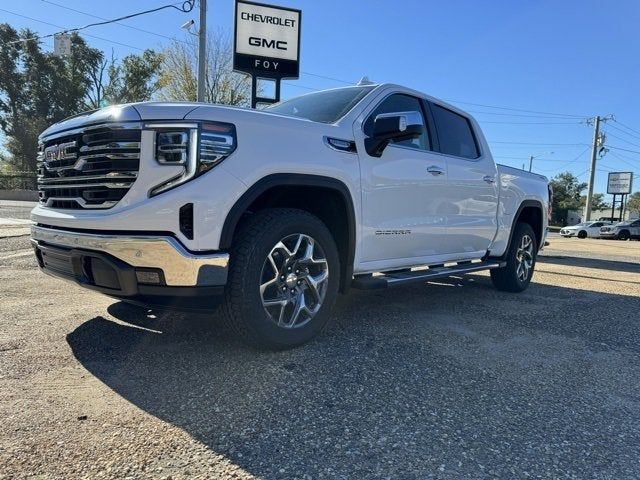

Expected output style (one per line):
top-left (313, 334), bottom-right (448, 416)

top-left (351, 260), bottom-right (506, 290)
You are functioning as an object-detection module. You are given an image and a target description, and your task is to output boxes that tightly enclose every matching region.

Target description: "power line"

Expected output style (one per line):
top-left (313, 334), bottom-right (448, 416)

top-left (603, 130), bottom-right (640, 149)
top-left (608, 151), bottom-right (640, 169)
top-left (0, 8), bottom-right (146, 51)
top-left (495, 157), bottom-right (555, 163)
top-left (300, 71), bottom-right (354, 85)
top-left (38, 0), bottom-right (356, 90)
top-left (607, 145), bottom-right (640, 155)
top-left (442, 99), bottom-right (588, 119)
top-left (39, 0), bottom-right (191, 45)
top-left (489, 141), bottom-right (589, 146)
top-left (34, 1), bottom-right (356, 90)
top-left (606, 122), bottom-right (640, 142)
top-left (3, 1), bottom-right (193, 46)
top-left (480, 120), bottom-right (582, 125)
top-left (468, 110), bottom-right (588, 119)
top-left (282, 82), bottom-right (318, 91)
top-left (613, 118), bottom-right (640, 139)
top-left (534, 147), bottom-right (591, 173)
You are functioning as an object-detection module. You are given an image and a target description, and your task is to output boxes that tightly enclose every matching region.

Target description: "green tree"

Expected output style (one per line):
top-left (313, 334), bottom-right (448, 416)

top-left (627, 191), bottom-right (640, 216)
top-left (549, 172), bottom-right (587, 224)
top-left (102, 50), bottom-right (163, 105)
top-left (0, 25), bottom-right (102, 172)
top-left (0, 24), bottom-right (162, 173)
top-left (580, 192), bottom-right (609, 212)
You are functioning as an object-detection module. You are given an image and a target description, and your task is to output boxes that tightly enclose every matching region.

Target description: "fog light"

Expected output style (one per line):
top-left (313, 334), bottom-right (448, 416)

top-left (135, 268), bottom-right (164, 285)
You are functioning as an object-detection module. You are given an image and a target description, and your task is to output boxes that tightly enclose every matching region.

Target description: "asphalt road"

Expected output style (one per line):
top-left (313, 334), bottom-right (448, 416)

top-left (1, 203), bottom-right (639, 479)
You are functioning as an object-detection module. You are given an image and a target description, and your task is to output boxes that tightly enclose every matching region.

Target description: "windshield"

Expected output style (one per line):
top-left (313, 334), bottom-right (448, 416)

top-left (266, 86), bottom-right (376, 123)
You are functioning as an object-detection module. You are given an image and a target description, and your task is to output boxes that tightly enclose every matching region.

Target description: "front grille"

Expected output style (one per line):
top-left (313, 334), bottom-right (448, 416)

top-left (37, 122), bottom-right (141, 209)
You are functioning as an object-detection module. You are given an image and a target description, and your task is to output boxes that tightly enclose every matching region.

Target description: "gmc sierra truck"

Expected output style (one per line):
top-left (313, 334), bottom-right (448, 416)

top-left (31, 83), bottom-right (550, 349)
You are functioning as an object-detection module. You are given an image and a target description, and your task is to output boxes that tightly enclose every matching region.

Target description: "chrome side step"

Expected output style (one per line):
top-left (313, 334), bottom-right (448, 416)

top-left (351, 260), bottom-right (506, 290)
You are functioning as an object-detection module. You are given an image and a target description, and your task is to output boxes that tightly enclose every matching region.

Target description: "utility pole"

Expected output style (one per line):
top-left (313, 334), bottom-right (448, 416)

top-left (583, 116), bottom-right (601, 222)
top-left (527, 152), bottom-right (553, 173)
top-left (197, 0), bottom-right (207, 102)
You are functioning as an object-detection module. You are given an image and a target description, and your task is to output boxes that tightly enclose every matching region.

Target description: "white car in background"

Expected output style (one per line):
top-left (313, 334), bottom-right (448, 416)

top-left (560, 221), bottom-right (610, 238)
top-left (600, 219), bottom-right (640, 240)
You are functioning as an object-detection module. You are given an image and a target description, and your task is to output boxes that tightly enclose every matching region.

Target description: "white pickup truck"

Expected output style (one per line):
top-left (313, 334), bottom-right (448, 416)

top-left (31, 83), bottom-right (550, 349)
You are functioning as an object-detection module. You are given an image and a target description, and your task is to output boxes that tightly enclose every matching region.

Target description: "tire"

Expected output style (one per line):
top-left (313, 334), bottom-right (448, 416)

top-left (577, 230), bottom-right (587, 239)
top-left (490, 222), bottom-right (537, 293)
top-left (223, 208), bottom-right (340, 350)
top-left (618, 230), bottom-right (631, 241)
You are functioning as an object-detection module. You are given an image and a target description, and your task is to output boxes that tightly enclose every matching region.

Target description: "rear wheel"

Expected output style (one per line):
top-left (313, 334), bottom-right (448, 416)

top-left (223, 208), bottom-right (340, 350)
top-left (618, 230), bottom-right (631, 241)
top-left (577, 230), bottom-right (587, 239)
top-left (491, 222), bottom-right (537, 292)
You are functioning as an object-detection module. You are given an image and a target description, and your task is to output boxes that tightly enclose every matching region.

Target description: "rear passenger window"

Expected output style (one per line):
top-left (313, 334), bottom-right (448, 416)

top-left (430, 103), bottom-right (479, 159)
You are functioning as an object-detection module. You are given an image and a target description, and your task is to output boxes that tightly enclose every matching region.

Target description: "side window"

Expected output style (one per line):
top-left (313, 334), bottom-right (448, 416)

top-left (430, 103), bottom-right (479, 159)
top-left (592, 222), bottom-right (603, 228)
top-left (364, 94), bottom-right (429, 151)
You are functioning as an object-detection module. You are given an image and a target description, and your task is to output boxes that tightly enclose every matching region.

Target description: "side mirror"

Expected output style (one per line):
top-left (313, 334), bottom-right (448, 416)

top-left (365, 111), bottom-right (425, 157)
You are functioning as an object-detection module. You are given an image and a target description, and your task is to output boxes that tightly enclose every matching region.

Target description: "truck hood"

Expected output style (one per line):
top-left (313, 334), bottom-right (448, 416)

top-left (40, 101), bottom-right (322, 139)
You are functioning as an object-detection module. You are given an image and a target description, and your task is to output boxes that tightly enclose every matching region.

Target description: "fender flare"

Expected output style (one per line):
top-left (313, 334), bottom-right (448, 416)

top-left (219, 173), bottom-right (357, 291)
top-left (504, 199), bottom-right (545, 254)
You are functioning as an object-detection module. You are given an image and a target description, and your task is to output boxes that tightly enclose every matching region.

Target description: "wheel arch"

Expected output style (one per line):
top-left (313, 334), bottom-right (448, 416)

top-left (505, 200), bottom-right (545, 253)
top-left (220, 173), bottom-right (357, 293)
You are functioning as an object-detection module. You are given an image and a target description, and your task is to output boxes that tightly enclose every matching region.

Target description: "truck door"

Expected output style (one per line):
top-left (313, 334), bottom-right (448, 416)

top-left (428, 101), bottom-right (499, 255)
top-left (355, 93), bottom-right (450, 267)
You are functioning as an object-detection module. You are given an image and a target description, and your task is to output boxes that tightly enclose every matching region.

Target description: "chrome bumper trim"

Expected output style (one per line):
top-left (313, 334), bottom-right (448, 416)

top-left (31, 225), bottom-right (228, 287)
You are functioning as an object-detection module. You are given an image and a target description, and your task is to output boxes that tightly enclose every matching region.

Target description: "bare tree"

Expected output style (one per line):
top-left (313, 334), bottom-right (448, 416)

top-left (157, 29), bottom-right (252, 106)
top-left (85, 52), bottom-right (111, 110)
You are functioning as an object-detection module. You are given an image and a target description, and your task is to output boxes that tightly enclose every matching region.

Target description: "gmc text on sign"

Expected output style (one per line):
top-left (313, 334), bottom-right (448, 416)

top-left (233, 0), bottom-right (301, 78)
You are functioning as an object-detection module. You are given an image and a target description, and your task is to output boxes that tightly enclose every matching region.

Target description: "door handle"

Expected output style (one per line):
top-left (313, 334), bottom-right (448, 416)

top-left (427, 165), bottom-right (444, 176)
top-left (483, 175), bottom-right (496, 183)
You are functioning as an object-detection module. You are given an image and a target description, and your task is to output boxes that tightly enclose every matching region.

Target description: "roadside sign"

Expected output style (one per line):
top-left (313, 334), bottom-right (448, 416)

top-left (607, 172), bottom-right (633, 194)
top-left (233, 0), bottom-right (301, 108)
top-left (233, 0), bottom-right (301, 79)
top-left (53, 33), bottom-right (71, 56)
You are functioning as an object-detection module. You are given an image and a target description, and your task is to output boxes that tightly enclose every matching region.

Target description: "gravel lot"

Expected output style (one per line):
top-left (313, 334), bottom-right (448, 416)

top-left (1, 203), bottom-right (639, 479)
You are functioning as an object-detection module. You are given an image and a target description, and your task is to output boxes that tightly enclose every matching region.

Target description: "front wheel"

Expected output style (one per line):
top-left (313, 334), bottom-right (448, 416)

top-left (490, 222), bottom-right (537, 292)
top-left (577, 230), bottom-right (587, 239)
top-left (618, 230), bottom-right (631, 241)
top-left (223, 208), bottom-right (340, 349)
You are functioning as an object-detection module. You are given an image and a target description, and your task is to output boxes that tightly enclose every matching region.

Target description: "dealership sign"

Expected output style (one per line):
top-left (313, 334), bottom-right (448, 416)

top-left (607, 172), bottom-right (633, 194)
top-left (233, 0), bottom-right (301, 79)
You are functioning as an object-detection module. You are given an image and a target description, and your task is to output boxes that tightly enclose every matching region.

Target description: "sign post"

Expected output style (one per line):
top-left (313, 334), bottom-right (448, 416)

top-left (233, 0), bottom-right (301, 108)
top-left (607, 172), bottom-right (633, 222)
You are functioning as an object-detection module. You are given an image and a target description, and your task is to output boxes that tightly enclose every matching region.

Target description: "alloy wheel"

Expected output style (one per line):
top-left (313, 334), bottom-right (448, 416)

top-left (259, 233), bottom-right (329, 329)
top-left (515, 234), bottom-right (534, 282)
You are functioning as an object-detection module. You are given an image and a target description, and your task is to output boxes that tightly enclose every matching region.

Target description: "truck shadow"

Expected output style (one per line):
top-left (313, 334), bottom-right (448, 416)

top-left (67, 275), bottom-right (640, 478)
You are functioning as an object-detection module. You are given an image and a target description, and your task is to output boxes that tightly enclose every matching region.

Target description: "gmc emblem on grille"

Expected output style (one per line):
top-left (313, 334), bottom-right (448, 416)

top-left (44, 140), bottom-right (76, 162)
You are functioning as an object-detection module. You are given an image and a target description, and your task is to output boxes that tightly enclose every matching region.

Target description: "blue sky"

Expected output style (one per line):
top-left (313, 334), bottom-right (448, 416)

top-left (3, 0), bottom-right (640, 197)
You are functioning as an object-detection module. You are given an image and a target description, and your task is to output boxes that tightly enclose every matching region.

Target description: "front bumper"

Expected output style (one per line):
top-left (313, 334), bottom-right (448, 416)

top-left (559, 230), bottom-right (576, 237)
top-left (599, 231), bottom-right (618, 238)
top-left (31, 225), bottom-right (229, 310)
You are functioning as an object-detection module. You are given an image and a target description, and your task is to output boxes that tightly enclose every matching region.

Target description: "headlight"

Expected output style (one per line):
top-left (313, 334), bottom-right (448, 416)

top-left (148, 121), bottom-right (236, 196)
